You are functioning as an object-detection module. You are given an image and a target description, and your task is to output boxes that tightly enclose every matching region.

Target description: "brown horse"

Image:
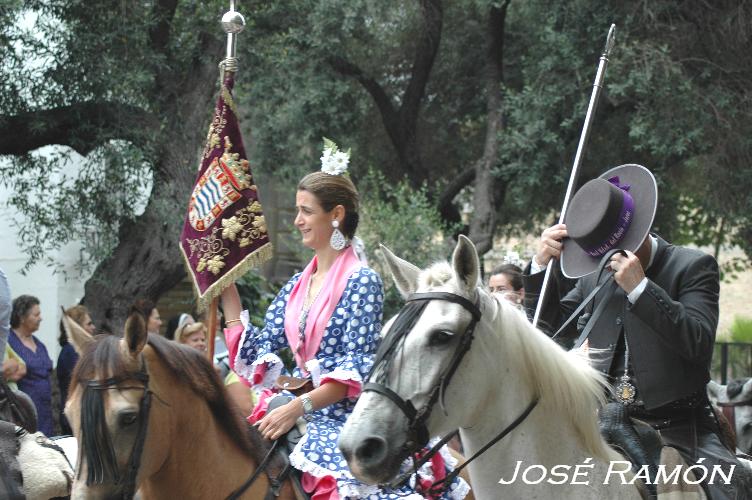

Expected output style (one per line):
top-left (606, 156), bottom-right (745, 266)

top-left (63, 312), bottom-right (298, 499)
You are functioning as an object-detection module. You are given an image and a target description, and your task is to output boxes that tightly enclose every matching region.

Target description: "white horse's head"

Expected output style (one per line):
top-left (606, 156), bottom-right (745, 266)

top-left (339, 236), bottom-right (531, 484)
top-left (340, 236), bottom-right (611, 489)
top-left (339, 236), bottom-right (482, 483)
top-left (708, 378), bottom-right (752, 454)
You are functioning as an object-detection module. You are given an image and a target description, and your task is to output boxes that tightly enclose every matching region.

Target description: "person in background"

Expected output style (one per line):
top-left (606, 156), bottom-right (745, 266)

top-left (8, 295), bottom-right (54, 436)
top-left (165, 312), bottom-right (195, 341)
top-left (176, 321), bottom-right (208, 353)
top-left (0, 268), bottom-right (26, 391)
top-left (57, 304), bottom-right (95, 435)
top-left (488, 263), bottom-right (525, 310)
top-left (0, 268), bottom-right (9, 360)
top-left (129, 298), bottom-right (162, 336)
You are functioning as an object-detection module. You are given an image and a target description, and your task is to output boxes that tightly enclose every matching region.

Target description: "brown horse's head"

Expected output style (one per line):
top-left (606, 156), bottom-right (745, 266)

top-left (62, 312), bottom-right (262, 499)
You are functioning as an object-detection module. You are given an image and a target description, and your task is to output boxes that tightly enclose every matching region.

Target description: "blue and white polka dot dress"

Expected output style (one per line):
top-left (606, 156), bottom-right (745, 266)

top-left (235, 267), bottom-right (469, 499)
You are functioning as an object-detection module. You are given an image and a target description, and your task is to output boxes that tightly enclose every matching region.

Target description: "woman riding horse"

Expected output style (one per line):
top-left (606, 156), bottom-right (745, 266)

top-left (222, 141), bottom-right (470, 499)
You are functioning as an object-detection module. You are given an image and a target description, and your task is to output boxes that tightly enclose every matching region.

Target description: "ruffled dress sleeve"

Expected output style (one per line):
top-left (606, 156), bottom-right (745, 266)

top-left (316, 268), bottom-right (383, 399)
top-left (232, 274), bottom-right (300, 389)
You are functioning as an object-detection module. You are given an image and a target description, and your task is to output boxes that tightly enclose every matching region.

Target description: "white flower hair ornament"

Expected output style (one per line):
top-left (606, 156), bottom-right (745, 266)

top-left (320, 137), bottom-right (350, 176)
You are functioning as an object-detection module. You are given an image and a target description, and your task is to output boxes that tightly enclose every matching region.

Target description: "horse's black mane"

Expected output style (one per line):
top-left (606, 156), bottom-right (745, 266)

top-left (72, 333), bottom-right (282, 482)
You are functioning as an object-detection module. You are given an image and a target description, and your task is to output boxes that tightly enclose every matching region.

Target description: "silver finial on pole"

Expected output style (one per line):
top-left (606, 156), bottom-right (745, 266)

top-left (221, 1), bottom-right (246, 73)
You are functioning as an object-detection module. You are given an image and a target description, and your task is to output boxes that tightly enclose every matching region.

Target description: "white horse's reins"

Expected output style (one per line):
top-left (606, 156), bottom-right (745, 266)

top-left (364, 291), bottom-right (539, 495)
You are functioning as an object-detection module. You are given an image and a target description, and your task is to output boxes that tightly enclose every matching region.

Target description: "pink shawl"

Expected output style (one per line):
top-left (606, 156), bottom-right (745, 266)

top-left (284, 246), bottom-right (362, 372)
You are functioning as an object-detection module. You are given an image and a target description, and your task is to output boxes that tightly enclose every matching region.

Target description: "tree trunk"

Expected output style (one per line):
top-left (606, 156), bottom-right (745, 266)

top-left (83, 44), bottom-right (223, 333)
top-left (467, 1), bottom-right (510, 255)
top-left (328, 0), bottom-right (442, 184)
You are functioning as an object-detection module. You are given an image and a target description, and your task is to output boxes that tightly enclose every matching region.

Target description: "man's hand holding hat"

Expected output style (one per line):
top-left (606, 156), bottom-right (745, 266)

top-left (609, 250), bottom-right (645, 294)
top-left (534, 223), bottom-right (568, 267)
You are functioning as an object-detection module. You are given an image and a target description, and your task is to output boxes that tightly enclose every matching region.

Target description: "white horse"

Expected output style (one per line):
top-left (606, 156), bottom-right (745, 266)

top-left (340, 236), bottom-right (708, 499)
top-left (708, 378), bottom-right (752, 455)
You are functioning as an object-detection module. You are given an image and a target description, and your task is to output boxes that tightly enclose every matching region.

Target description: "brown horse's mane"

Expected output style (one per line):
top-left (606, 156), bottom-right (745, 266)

top-left (71, 333), bottom-right (279, 470)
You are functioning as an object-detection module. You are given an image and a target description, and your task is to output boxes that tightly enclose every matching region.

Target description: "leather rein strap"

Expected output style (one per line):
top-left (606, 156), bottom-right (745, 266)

top-left (551, 248), bottom-right (627, 347)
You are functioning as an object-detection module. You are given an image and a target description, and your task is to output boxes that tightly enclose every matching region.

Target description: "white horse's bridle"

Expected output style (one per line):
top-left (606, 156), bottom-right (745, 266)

top-left (364, 290), bottom-right (539, 495)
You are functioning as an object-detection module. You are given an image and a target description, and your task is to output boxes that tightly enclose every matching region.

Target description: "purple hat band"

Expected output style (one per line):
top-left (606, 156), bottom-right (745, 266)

top-left (583, 176), bottom-right (635, 257)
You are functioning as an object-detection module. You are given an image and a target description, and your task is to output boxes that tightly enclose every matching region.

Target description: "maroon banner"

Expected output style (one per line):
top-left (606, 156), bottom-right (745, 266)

top-left (180, 72), bottom-right (272, 311)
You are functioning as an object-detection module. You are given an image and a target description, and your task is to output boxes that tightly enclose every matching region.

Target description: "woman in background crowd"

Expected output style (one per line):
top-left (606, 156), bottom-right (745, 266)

top-left (8, 295), bottom-right (54, 436)
top-left (57, 304), bottom-right (95, 434)
top-left (130, 298), bottom-right (163, 336)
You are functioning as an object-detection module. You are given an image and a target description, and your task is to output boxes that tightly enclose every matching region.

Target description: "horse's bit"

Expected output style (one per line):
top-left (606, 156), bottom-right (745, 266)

top-left (364, 291), bottom-right (539, 495)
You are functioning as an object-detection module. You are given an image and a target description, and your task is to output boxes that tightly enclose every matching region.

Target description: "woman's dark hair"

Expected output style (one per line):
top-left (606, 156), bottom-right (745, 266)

top-left (297, 172), bottom-right (360, 238)
top-left (129, 298), bottom-right (156, 324)
top-left (165, 315), bottom-right (181, 341)
top-left (58, 304), bottom-right (90, 346)
top-left (10, 295), bottom-right (40, 329)
top-left (490, 264), bottom-right (524, 291)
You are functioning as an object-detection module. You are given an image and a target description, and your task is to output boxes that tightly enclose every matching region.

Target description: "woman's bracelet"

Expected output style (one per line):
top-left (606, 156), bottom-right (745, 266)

top-left (225, 318), bottom-right (242, 326)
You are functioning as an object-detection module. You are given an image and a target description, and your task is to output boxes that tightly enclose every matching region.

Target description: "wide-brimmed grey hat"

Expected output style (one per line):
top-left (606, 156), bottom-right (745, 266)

top-left (560, 164), bottom-right (657, 279)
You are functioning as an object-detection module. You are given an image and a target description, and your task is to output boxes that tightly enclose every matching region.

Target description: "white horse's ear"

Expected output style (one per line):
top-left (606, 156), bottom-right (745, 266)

top-left (452, 235), bottom-right (480, 294)
top-left (707, 380), bottom-right (722, 402)
top-left (123, 312), bottom-right (148, 358)
top-left (62, 313), bottom-right (95, 355)
top-left (379, 244), bottom-right (420, 299)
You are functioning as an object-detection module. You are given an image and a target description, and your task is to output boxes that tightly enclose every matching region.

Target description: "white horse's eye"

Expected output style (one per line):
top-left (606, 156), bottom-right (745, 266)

top-left (428, 329), bottom-right (455, 346)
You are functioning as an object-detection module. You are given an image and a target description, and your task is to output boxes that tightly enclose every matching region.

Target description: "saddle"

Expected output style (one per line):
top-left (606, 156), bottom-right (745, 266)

top-left (599, 402), bottom-right (663, 498)
top-left (274, 376), bottom-right (313, 397)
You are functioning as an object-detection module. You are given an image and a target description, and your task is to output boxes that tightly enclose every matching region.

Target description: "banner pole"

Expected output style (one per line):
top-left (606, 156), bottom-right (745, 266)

top-left (206, 297), bottom-right (219, 361)
top-left (532, 24), bottom-right (616, 329)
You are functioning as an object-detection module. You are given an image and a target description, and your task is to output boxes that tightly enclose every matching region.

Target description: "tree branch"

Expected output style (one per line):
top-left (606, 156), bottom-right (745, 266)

top-left (468, 0), bottom-right (510, 254)
top-left (327, 55), bottom-right (398, 122)
top-left (438, 166), bottom-right (475, 223)
top-left (400, 0), bottom-right (443, 132)
top-left (149, 0), bottom-right (179, 55)
top-left (0, 102), bottom-right (159, 156)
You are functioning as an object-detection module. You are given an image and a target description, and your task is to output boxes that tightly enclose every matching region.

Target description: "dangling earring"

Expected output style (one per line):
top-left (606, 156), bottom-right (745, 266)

top-left (330, 220), bottom-right (346, 250)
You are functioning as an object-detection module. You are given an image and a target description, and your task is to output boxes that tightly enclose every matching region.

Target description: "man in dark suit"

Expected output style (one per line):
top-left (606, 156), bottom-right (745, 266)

top-left (524, 164), bottom-right (750, 499)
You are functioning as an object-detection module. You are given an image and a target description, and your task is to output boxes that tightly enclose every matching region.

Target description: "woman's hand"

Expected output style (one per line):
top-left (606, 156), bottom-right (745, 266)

top-left (256, 399), bottom-right (304, 440)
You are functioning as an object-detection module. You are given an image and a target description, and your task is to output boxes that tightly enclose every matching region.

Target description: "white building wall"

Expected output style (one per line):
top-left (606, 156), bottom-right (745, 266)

top-left (1, 147), bottom-right (93, 365)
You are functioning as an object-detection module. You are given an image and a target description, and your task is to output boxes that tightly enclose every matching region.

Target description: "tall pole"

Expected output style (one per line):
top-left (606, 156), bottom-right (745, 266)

top-left (207, 2), bottom-right (247, 361)
top-left (532, 24), bottom-right (616, 329)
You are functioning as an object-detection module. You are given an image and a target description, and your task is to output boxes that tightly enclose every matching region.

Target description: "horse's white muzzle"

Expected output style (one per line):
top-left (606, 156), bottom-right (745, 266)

top-left (339, 392), bottom-right (410, 484)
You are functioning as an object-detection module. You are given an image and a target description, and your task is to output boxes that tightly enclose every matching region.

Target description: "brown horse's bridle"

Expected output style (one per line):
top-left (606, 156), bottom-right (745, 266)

top-left (78, 357), bottom-right (153, 499)
top-left (81, 357), bottom-right (289, 500)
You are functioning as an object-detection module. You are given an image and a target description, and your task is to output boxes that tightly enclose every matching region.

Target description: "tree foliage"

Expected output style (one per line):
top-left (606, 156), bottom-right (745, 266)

top-left (1, 0), bottom-right (750, 328)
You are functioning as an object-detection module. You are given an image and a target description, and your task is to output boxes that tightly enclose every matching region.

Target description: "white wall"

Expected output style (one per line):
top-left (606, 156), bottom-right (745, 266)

top-left (1, 147), bottom-right (93, 365)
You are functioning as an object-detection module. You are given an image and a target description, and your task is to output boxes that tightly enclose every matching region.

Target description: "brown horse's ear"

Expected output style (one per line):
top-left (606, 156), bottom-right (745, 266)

top-left (452, 235), bottom-right (480, 295)
top-left (123, 312), bottom-right (148, 358)
top-left (62, 312), bottom-right (95, 355)
top-left (379, 244), bottom-right (420, 299)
